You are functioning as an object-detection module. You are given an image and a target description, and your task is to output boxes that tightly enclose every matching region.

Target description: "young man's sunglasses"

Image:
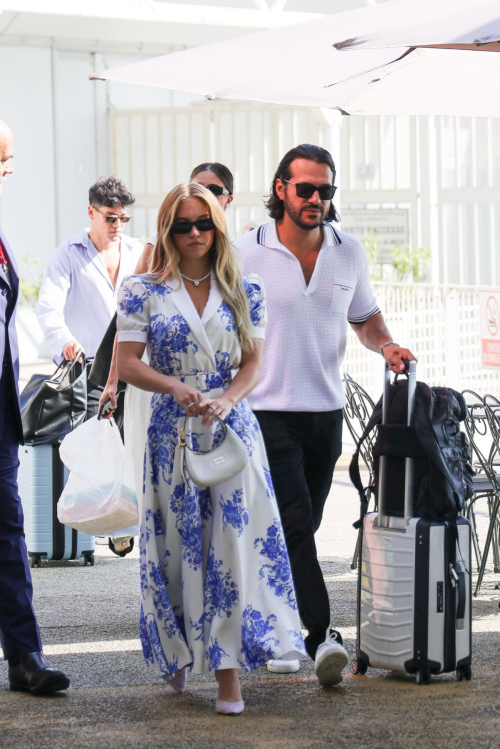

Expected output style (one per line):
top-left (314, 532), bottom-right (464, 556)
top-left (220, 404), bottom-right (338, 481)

top-left (204, 184), bottom-right (231, 197)
top-left (170, 218), bottom-right (216, 234)
top-left (94, 206), bottom-right (132, 223)
top-left (283, 180), bottom-right (337, 201)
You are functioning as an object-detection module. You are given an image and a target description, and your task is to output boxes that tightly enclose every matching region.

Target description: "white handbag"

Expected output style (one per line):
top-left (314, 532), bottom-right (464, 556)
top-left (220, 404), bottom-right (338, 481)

top-left (178, 415), bottom-right (248, 488)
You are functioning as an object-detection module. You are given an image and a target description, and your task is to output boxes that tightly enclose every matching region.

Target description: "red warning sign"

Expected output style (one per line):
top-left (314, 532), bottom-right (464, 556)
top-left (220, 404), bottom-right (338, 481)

top-left (480, 292), bottom-right (500, 369)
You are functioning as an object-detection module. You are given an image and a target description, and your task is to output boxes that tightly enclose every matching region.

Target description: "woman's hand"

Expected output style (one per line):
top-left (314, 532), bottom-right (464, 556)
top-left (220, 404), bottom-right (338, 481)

top-left (98, 379), bottom-right (118, 420)
top-left (169, 381), bottom-right (207, 416)
top-left (200, 396), bottom-right (234, 427)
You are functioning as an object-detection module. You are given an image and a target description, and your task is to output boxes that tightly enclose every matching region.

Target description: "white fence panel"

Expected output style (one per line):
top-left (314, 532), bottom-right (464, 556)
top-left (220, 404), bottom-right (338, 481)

top-left (111, 102), bottom-right (333, 240)
top-left (340, 114), bottom-right (500, 287)
top-left (343, 283), bottom-right (500, 400)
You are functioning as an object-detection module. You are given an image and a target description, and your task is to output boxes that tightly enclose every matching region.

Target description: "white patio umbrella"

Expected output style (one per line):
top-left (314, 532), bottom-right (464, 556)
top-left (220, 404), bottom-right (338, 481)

top-left (90, 0), bottom-right (500, 117)
top-left (334, 0), bottom-right (500, 52)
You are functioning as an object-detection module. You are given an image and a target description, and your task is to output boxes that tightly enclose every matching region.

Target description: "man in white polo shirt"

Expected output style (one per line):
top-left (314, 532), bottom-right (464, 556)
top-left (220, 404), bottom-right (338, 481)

top-left (234, 144), bottom-right (415, 688)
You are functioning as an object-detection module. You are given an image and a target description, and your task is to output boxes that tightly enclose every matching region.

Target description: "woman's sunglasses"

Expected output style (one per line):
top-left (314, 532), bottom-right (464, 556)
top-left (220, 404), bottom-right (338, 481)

top-left (283, 180), bottom-right (337, 201)
top-left (204, 184), bottom-right (231, 197)
top-left (170, 218), bottom-right (216, 234)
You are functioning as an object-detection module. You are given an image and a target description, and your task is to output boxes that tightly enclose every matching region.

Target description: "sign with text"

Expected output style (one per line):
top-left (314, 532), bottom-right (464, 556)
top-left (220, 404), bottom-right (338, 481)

top-left (341, 209), bottom-right (409, 261)
top-left (479, 291), bottom-right (500, 368)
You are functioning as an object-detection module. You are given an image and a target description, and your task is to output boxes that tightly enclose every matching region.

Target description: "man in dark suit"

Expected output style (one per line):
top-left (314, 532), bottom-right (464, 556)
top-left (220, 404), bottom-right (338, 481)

top-left (0, 119), bottom-right (69, 694)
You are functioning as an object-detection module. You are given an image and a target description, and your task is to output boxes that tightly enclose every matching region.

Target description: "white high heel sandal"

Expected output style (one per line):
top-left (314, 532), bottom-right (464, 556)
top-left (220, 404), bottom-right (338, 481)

top-left (163, 668), bottom-right (188, 693)
top-left (216, 700), bottom-right (245, 715)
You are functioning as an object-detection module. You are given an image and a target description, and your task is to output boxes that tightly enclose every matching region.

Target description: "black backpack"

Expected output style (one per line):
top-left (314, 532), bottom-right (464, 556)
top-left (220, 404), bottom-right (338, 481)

top-left (349, 377), bottom-right (474, 523)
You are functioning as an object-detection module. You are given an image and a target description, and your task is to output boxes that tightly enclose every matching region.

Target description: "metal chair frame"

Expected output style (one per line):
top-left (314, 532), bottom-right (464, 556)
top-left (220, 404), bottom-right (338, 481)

top-left (462, 390), bottom-right (500, 595)
top-left (479, 395), bottom-right (500, 578)
top-left (342, 374), bottom-right (377, 570)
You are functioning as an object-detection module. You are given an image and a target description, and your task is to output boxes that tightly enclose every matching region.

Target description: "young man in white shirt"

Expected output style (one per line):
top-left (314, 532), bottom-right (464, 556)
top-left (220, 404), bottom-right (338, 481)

top-left (37, 176), bottom-right (143, 418)
top-left (234, 144), bottom-right (416, 688)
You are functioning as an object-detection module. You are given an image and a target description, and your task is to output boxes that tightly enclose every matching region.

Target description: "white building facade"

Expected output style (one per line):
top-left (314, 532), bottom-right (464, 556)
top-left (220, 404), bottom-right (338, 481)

top-left (1, 1), bottom-right (499, 370)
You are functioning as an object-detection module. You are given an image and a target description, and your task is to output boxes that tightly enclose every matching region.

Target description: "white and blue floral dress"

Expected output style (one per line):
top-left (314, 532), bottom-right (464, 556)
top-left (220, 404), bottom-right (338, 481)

top-left (117, 272), bottom-right (305, 676)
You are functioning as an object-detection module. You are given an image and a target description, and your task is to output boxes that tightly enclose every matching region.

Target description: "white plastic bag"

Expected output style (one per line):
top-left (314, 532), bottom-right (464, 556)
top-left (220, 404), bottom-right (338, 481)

top-left (57, 416), bottom-right (139, 536)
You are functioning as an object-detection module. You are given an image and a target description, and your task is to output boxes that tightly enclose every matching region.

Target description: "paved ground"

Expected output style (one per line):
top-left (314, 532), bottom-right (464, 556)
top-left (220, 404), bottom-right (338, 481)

top-left (1, 450), bottom-right (499, 748)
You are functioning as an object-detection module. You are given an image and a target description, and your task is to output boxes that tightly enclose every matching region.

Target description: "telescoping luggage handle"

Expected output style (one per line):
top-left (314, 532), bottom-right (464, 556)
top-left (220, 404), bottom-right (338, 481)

top-left (377, 359), bottom-right (417, 530)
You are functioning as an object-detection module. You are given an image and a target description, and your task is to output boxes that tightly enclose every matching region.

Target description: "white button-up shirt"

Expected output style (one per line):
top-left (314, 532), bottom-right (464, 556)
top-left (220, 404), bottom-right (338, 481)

top-left (234, 220), bottom-right (380, 412)
top-left (37, 229), bottom-right (143, 362)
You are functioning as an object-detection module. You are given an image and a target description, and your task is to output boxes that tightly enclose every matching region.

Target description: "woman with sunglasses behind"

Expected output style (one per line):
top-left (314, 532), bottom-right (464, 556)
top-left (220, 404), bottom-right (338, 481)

top-left (116, 183), bottom-right (304, 713)
top-left (141, 162), bottom-right (234, 266)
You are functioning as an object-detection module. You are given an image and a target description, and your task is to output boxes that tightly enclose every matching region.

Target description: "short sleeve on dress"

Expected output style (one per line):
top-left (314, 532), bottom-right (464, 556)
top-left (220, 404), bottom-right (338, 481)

top-left (117, 275), bottom-right (150, 343)
top-left (244, 273), bottom-right (266, 340)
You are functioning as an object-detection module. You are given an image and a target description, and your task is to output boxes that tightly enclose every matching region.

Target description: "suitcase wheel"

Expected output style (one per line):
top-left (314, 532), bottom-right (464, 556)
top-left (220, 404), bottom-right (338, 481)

top-left (350, 658), bottom-right (368, 676)
top-left (456, 666), bottom-right (472, 682)
top-left (83, 553), bottom-right (95, 567)
top-left (415, 669), bottom-right (431, 685)
top-left (30, 554), bottom-right (42, 569)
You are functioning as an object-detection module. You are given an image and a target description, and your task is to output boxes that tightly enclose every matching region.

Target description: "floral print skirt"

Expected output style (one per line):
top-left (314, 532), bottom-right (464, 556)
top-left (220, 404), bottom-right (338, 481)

top-left (139, 386), bottom-right (306, 676)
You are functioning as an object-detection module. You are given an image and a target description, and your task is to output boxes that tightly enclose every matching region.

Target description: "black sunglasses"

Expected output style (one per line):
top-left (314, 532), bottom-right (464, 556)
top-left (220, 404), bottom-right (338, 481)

top-left (94, 206), bottom-right (132, 224)
top-left (170, 218), bottom-right (216, 235)
top-left (204, 184), bottom-right (231, 197)
top-left (283, 180), bottom-right (337, 201)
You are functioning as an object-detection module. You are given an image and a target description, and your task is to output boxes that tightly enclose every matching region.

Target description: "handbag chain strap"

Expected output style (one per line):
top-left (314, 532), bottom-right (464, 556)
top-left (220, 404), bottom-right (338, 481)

top-left (178, 415), bottom-right (227, 456)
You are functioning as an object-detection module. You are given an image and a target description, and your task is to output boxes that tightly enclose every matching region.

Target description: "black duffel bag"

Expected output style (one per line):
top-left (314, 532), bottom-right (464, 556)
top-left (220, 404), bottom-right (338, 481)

top-left (20, 355), bottom-right (88, 445)
top-left (350, 376), bottom-right (475, 522)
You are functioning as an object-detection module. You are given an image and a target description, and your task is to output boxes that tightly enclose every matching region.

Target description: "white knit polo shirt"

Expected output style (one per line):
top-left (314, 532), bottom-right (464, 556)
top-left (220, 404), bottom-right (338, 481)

top-left (234, 220), bottom-right (379, 412)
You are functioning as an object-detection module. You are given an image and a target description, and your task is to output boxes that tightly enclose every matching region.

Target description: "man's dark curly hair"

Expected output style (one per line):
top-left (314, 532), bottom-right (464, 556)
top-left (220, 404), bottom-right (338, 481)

top-left (265, 144), bottom-right (340, 223)
top-left (88, 176), bottom-right (135, 208)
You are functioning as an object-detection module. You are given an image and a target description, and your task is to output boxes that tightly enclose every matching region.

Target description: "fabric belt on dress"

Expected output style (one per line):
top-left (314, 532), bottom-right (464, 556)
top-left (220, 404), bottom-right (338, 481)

top-left (170, 370), bottom-right (231, 393)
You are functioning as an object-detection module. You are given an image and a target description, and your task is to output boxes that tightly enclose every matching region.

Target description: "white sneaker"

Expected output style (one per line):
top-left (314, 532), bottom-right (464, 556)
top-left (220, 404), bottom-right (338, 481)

top-left (267, 658), bottom-right (300, 674)
top-left (314, 631), bottom-right (348, 687)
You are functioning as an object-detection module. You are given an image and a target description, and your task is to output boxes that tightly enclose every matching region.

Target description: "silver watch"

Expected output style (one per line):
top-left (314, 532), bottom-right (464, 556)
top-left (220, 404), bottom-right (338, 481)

top-left (380, 340), bottom-right (399, 355)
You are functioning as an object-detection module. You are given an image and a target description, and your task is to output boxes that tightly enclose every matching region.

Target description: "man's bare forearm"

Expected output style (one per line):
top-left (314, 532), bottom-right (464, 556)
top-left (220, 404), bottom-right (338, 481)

top-left (350, 312), bottom-right (392, 353)
top-left (351, 312), bottom-right (416, 373)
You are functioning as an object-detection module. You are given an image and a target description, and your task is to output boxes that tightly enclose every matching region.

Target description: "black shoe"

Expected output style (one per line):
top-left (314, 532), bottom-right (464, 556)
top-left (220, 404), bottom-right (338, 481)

top-left (108, 535), bottom-right (134, 557)
top-left (329, 629), bottom-right (344, 646)
top-left (8, 652), bottom-right (70, 696)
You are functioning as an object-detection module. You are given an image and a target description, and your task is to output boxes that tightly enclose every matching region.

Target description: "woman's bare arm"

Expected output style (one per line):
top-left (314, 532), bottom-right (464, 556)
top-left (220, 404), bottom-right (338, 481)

top-left (135, 243), bottom-right (154, 274)
top-left (98, 242), bottom-right (156, 415)
top-left (117, 341), bottom-right (208, 415)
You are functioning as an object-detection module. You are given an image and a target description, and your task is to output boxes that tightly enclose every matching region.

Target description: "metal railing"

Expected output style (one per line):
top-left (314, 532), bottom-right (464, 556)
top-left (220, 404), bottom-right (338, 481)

top-left (343, 283), bottom-right (500, 400)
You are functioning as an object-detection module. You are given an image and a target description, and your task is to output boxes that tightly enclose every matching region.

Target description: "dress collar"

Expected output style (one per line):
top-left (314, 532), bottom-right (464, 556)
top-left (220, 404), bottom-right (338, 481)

top-left (169, 274), bottom-right (222, 366)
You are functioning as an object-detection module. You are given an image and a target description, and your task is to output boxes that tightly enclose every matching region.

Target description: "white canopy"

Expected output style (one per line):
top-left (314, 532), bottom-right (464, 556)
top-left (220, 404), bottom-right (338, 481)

top-left (335, 0), bottom-right (500, 52)
top-left (90, 0), bottom-right (500, 117)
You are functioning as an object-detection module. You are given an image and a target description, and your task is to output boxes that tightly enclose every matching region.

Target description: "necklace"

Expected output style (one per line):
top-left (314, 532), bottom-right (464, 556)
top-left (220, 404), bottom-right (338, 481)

top-left (180, 271), bottom-right (211, 287)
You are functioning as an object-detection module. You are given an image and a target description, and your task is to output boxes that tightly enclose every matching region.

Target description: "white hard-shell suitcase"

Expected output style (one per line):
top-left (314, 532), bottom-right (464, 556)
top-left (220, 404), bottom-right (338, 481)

top-left (18, 443), bottom-right (95, 568)
top-left (352, 361), bottom-right (472, 684)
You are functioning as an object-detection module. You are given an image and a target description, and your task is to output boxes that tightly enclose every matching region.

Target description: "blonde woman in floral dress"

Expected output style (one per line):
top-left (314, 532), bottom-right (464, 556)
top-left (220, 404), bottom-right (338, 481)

top-left (116, 183), bottom-right (304, 714)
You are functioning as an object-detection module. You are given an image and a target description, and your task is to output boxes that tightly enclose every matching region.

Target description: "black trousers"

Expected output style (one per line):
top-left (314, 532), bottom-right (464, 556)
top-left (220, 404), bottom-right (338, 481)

top-left (0, 377), bottom-right (42, 660)
top-left (254, 409), bottom-right (343, 660)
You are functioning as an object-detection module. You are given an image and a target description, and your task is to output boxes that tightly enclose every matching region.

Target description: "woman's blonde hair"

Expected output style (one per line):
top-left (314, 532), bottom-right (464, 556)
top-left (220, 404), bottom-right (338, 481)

top-left (148, 183), bottom-right (255, 352)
